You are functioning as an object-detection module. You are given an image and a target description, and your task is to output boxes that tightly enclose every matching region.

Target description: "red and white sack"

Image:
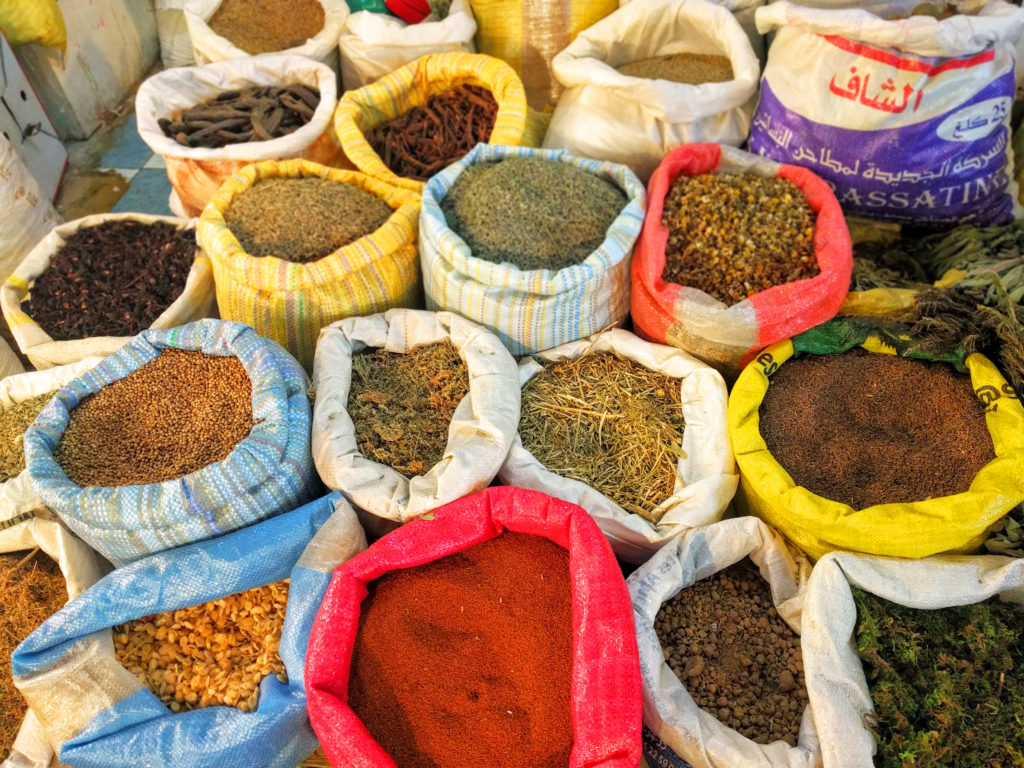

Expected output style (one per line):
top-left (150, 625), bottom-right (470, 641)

top-left (751, 0), bottom-right (1024, 226)
top-left (631, 143), bottom-right (852, 378)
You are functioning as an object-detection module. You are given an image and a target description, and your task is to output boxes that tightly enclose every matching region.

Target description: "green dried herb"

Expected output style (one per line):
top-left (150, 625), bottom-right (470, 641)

top-left (0, 394), bottom-right (54, 482)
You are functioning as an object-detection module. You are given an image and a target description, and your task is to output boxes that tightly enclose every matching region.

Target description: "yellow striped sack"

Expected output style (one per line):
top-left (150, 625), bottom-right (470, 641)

top-left (197, 159), bottom-right (421, 370)
top-left (333, 52), bottom-right (534, 194)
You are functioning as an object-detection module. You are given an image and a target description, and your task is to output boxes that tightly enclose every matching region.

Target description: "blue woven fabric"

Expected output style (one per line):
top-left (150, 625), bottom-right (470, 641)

top-left (12, 493), bottom-right (342, 768)
top-left (24, 320), bottom-right (320, 566)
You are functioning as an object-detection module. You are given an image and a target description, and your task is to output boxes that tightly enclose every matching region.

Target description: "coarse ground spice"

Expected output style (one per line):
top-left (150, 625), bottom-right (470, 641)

top-left (208, 0), bottom-right (325, 55)
top-left (616, 53), bottom-right (733, 84)
top-left (348, 340), bottom-right (469, 477)
top-left (655, 559), bottom-right (807, 745)
top-left (114, 580), bottom-right (288, 713)
top-left (224, 178), bottom-right (394, 264)
top-left (0, 549), bottom-right (67, 760)
top-left (23, 220), bottom-right (197, 341)
top-left (519, 352), bottom-right (685, 522)
top-left (853, 588), bottom-right (1024, 767)
top-left (442, 157), bottom-right (628, 271)
top-left (0, 394), bottom-right (54, 482)
top-left (758, 349), bottom-right (995, 510)
top-left (367, 84), bottom-right (498, 182)
top-left (348, 531), bottom-right (572, 768)
top-left (661, 173), bottom-right (818, 305)
top-left (55, 349), bottom-right (254, 488)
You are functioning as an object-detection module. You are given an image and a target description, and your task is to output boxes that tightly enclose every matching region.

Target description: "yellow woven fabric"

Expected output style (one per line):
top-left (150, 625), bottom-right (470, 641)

top-left (197, 159), bottom-right (421, 370)
top-left (0, 0), bottom-right (66, 49)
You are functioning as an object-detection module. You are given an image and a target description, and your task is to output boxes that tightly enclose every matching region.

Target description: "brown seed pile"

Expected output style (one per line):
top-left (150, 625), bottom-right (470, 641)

top-left (661, 173), bottom-right (819, 305)
top-left (616, 53), bottom-right (734, 84)
top-left (656, 560), bottom-right (807, 745)
top-left (759, 349), bottom-right (995, 509)
top-left (0, 394), bottom-right (54, 483)
top-left (55, 349), bottom-right (254, 488)
top-left (208, 0), bottom-right (325, 55)
top-left (225, 178), bottom-right (394, 263)
top-left (0, 549), bottom-right (67, 761)
top-left (348, 340), bottom-right (469, 478)
top-left (114, 580), bottom-right (289, 713)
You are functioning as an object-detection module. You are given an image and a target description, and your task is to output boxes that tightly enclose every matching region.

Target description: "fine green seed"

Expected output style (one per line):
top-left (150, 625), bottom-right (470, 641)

top-left (0, 394), bottom-right (54, 482)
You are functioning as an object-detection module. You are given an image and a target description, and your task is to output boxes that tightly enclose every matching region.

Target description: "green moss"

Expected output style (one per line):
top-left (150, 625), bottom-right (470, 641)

top-left (853, 588), bottom-right (1024, 768)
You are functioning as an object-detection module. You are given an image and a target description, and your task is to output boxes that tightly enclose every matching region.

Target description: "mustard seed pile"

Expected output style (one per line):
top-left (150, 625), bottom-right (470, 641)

top-left (224, 178), bottom-right (394, 263)
top-left (114, 580), bottom-right (289, 713)
top-left (0, 394), bottom-right (53, 482)
top-left (661, 173), bottom-right (819, 305)
top-left (55, 349), bottom-right (254, 487)
top-left (616, 53), bottom-right (734, 84)
top-left (208, 0), bottom-right (325, 55)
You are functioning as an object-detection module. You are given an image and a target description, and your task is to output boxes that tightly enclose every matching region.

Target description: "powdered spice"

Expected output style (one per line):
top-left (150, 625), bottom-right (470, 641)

top-left (616, 53), bottom-right (733, 84)
top-left (758, 349), bottom-right (995, 509)
top-left (348, 531), bottom-right (573, 768)
top-left (208, 0), bottom-right (325, 55)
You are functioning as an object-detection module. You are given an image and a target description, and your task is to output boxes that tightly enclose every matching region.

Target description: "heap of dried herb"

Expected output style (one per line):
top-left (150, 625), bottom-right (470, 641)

top-left (348, 340), bottom-right (469, 477)
top-left (853, 587), bottom-right (1024, 767)
top-left (616, 53), bottom-right (734, 84)
top-left (0, 394), bottom-right (53, 482)
top-left (519, 352), bottom-right (685, 522)
top-left (986, 505), bottom-right (1024, 557)
top-left (208, 0), bottom-right (325, 55)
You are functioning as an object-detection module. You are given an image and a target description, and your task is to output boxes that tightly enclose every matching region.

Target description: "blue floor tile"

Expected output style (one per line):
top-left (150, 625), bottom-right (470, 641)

top-left (111, 170), bottom-right (174, 216)
top-left (101, 114), bottom-right (154, 169)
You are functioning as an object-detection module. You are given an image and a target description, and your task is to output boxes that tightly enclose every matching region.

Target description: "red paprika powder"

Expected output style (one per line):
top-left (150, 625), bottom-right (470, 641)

top-left (347, 531), bottom-right (573, 768)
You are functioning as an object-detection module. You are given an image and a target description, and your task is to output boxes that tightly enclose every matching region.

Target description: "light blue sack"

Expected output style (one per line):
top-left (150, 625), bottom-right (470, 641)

top-left (24, 319), bottom-right (321, 566)
top-left (12, 492), bottom-right (366, 768)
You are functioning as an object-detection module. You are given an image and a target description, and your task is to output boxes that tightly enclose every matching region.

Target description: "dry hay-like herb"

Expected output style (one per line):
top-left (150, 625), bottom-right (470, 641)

top-left (519, 352), bottom-right (685, 522)
top-left (225, 178), bottom-right (394, 264)
top-left (0, 394), bottom-right (53, 482)
top-left (616, 53), bottom-right (734, 84)
top-left (348, 339), bottom-right (469, 478)
top-left (0, 549), bottom-right (67, 760)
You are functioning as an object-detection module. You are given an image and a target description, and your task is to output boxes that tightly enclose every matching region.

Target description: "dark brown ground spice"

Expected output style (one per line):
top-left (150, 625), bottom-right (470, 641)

top-left (656, 559), bottom-right (807, 745)
top-left (758, 349), bottom-right (995, 509)
top-left (661, 173), bottom-right (818, 305)
top-left (0, 394), bottom-right (54, 482)
top-left (208, 0), bottom-right (325, 55)
top-left (348, 531), bottom-right (573, 768)
top-left (348, 340), bottom-right (469, 478)
top-left (55, 349), bottom-right (254, 487)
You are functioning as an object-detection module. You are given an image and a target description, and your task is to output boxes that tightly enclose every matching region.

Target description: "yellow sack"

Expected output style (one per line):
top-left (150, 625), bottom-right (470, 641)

top-left (334, 52), bottom-right (533, 194)
top-left (728, 333), bottom-right (1024, 561)
top-left (197, 159), bottom-right (421, 370)
top-left (0, 0), bottom-right (66, 49)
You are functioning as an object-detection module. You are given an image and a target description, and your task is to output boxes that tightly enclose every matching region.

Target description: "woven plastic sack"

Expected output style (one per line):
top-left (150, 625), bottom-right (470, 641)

top-left (23, 319), bottom-right (320, 567)
top-left (498, 329), bottom-right (737, 563)
top-left (0, 213), bottom-right (216, 370)
top-left (0, 135), bottom-right (60, 288)
top-left (0, 336), bottom-right (23, 381)
top-left (305, 485), bottom-right (641, 767)
top-left (11, 493), bottom-right (366, 768)
top-left (545, 0), bottom-right (760, 182)
top-left (801, 551), bottom-right (1024, 768)
top-left (136, 55), bottom-right (342, 219)
top-left (155, 0), bottom-right (195, 68)
top-left (0, 0), bottom-right (65, 49)
top-left (727, 320), bottom-right (1024, 560)
top-left (183, 0), bottom-right (348, 70)
top-left (334, 52), bottom-right (533, 194)
top-left (627, 517), bottom-right (818, 768)
top-left (197, 160), bottom-right (420, 371)
top-left (421, 143), bottom-right (646, 355)
top-left (631, 143), bottom-right (852, 379)
top-left (339, 0), bottom-right (477, 90)
top-left (311, 308), bottom-right (520, 536)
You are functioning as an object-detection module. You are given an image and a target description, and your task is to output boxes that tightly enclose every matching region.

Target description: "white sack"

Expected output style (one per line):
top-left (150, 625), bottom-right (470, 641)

top-left (0, 136), bottom-right (61, 288)
top-left (155, 0), bottom-right (196, 69)
top-left (0, 337), bottom-right (23, 381)
top-left (626, 0), bottom-right (767, 60)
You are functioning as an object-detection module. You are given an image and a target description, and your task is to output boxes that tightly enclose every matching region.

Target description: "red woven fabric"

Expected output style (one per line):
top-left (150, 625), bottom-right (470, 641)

top-left (304, 486), bottom-right (642, 768)
top-left (384, 0), bottom-right (431, 24)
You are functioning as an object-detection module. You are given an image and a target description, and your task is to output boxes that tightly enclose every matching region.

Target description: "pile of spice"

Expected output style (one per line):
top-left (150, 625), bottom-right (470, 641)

top-left (114, 580), bottom-right (289, 713)
top-left (0, 549), bottom-right (67, 760)
top-left (661, 173), bottom-right (818, 305)
top-left (349, 532), bottom-right (572, 768)
top-left (616, 53), bottom-right (733, 84)
top-left (656, 559), bottom-right (807, 745)
top-left (224, 178), bottom-right (393, 263)
top-left (23, 220), bottom-right (196, 341)
top-left (442, 157), bottom-right (628, 271)
top-left (55, 349), bottom-right (254, 488)
top-left (366, 84), bottom-right (498, 182)
top-left (208, 0), bottom-right (325, 55)
top-left (348, 340), bottom-right (469, 477)
top-left (519, 352), bottom-right (685, 522)
top-left (853, 588), bottom-right (1023, 767)
top-left (758, 349), bottom-right (994, 509)
top-left (0, 394), bottom-right (54, 482)
top-left (159, 84), bottom-right (321, 149)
